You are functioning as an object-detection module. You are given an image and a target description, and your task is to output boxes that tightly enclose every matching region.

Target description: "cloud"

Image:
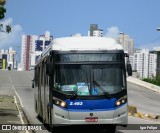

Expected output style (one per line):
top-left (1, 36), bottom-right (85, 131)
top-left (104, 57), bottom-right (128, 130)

top-left (0, 18), bottom-right (23, 50)
top-left (104, 26), bottom-right (120, 38)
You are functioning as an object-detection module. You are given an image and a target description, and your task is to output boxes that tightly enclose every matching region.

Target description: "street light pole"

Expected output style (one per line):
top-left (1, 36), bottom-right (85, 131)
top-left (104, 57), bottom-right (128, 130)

top-left (157, 28), bottom-right (160, 31)
top-left (119, 32), bottom-right (125, 48)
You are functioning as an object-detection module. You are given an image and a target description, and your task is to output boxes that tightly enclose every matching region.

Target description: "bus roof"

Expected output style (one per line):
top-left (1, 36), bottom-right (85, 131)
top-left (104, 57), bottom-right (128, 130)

top-left (37, 36), bottom-right (124, 64)
top-left (51, 36), bottom-right (123, 51)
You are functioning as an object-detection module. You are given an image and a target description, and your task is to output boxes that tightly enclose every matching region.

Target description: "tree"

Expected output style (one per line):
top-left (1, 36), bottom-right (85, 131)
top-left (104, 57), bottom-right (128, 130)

top-left (0, 0), bottom-right (6, 20)
top-left (0, 0), bottom-right (11, 33)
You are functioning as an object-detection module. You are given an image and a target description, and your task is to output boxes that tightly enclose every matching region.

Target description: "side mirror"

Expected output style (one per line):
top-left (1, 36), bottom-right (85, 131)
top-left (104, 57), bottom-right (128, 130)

top-left (127, 64), bottom-right (132, 76)
top-left (46, 62), bottom-right (53, 76)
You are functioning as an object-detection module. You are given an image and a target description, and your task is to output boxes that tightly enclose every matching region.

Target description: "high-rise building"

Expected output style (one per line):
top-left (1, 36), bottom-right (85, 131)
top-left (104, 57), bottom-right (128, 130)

top-left (93, 29), bottom-right (103, 37)
top-left (0, 47), bottom-right (16, 70)
top-left (21, 31), bottom-right (53, 71)
top-left (131, 49), bottom-right (157, 78)
top-left (116, 33), bottom-right (134, 55)
top-left (149, 51), bottom-right (157, 78)
top-left (156, 51), bottom-right (160, 77)
top-left (89, 24), bottom-right (103, 37)
top-left (8, 47), bottom-right (16, 70)
top-left (90, 24), bottom-right (98, 36)
top-left (21, 35), bottom-right (38, 71)
top-left (152, 47), bottom-right (160, 77)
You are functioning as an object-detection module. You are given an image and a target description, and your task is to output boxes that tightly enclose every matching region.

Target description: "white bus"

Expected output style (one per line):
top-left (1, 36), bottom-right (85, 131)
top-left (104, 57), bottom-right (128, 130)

top-left (33, 36), bottom-right (132, 133)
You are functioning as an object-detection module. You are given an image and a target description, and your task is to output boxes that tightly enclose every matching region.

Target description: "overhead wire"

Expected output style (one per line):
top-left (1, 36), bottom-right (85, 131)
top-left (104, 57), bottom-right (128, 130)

top-left (136, 36), bottom-right (160, 46)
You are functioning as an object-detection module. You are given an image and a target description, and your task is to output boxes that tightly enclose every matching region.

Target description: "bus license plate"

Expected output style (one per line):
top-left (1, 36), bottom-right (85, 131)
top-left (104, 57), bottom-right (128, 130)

top-left (85, 117), bottom-right (98, 122)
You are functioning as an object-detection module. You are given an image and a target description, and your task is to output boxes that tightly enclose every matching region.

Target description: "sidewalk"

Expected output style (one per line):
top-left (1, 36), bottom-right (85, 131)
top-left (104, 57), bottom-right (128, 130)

top-left (0, 95), bottom-right (21, 124)
top-left (0, 84), bottom-right (28, 133)
top-left (0, 95), bottom-right (24, 133)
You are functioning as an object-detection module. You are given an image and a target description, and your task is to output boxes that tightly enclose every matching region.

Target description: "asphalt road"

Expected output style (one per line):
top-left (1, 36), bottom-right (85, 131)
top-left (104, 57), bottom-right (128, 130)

top-left (0, 70), bottom-right (159, 133)
top-left (128, 82), bottom-right (160, 115)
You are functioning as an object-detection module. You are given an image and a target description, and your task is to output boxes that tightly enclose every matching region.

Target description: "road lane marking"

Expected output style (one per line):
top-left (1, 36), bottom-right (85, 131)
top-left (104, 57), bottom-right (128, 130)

top-left (9, 77), bottom-right (24, 107)
top-left (14, 96), bottom-right (29, 133)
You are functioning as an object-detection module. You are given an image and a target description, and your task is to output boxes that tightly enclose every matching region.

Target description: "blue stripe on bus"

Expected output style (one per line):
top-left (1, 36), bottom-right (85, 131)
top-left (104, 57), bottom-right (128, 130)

top-left (54, 103), bottom-right (127, 112)
top-left (66, 98), bottom-right (116, 109)
top-left (53, 98), bottom-right (127, 111)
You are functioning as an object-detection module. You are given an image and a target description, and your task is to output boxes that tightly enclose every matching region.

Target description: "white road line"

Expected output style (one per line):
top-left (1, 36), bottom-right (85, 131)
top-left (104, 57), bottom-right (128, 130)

top-left (9, 77), bottom-right (24, 107)
top-left (9, 75), bottom-right (29, 133)
top-left (14, 96), bottom-right (29, 133)
top-left (14, 96), bottom-right (24, 124)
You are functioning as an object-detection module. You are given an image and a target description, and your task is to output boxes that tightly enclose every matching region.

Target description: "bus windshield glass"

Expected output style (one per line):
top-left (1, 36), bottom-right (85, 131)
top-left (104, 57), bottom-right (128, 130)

top-left (54, 64), bottom-right (125, 96)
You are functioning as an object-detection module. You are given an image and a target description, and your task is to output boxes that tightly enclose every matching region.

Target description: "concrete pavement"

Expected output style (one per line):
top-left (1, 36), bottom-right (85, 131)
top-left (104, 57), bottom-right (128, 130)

top-left (0, 70), bottom-right (29, 133)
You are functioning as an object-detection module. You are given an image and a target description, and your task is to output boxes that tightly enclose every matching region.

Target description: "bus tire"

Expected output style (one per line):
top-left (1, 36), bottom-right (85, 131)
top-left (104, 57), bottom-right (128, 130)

top-left (35, 101), bottom-right (37, 113)
top-left (48, 110), bottom-right (53, 131)
top-left (51, 126), bottom-right (59, 133)
top-left (106, 125), bottom-right (116, 133)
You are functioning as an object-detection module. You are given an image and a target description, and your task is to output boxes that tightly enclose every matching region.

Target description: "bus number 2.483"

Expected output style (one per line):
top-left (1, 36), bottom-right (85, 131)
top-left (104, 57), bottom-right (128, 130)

top-left (70, 102), bottom-right (83, 106)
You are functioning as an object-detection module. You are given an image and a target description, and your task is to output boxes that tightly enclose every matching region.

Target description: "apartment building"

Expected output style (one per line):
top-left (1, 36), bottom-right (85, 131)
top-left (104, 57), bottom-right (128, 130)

top-left (21, 35), bottom-right (38, 71)
top-left (130, 49), bottom-right (157, 78)
top-left (116, 33), bottom-right (134, 55)
top-left (89, 24), bottom-right (103, 37)
top-left (0, 47), bottom-right (16, 70)
top-left (153, 47), bottom-right (160, 77)
top-left (21, 31), bottom-right (53, 71)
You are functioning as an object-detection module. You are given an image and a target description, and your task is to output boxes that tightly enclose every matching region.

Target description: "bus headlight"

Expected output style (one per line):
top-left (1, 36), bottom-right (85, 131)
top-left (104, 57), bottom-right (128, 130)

top-left (60, 101), bottom-right (66, 107)
top-left (115, 95), bottom-right (127, 107)
top-left (54, 99), bottom-right (67, 108)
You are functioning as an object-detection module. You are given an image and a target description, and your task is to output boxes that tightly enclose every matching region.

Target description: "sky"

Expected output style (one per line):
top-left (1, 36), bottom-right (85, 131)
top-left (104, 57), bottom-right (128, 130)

top-left (1, 0), bottom-right (160, 50)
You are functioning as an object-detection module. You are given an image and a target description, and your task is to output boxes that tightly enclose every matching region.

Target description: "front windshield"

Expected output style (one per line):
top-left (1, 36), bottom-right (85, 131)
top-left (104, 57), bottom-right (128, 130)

top-left (54, 64), bottom-right (125, 96)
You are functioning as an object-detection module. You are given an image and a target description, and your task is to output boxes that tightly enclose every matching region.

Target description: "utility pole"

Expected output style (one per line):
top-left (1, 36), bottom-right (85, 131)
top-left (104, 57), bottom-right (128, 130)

top-left (157, 28), bottom-right (160, 31)
top-left (119, 32), bottom-right (125, 49)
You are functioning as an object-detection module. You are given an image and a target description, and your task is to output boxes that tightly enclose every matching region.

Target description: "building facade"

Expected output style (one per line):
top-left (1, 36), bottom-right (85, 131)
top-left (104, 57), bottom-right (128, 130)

top-left (89, 24), bottom-right (98, 36)
top-left (116, 33), bottom-right (134, 55)
top-left (149, 52), bottom-right (157, 78)
top-left (130, 49), bottom-right (157, 78)
top-left (89, 24), bottom-right (103, 37)
top-left (21, 31), bottom-right (53, 71)
top-left (93, 29), bottom-right (103, 37)
top-left (156, 51), bottom-right (160, 77)
top-left (0, 47), bottom-right (16, 70)
top-left (152, 47), bottom-right (160, 77)
top-left (21, 35), bottom-right (38, 71)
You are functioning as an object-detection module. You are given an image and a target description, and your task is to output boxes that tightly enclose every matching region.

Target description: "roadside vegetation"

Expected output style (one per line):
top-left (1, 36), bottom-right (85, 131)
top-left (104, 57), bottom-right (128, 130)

top-left (142, 75), bottom-right (160, 86)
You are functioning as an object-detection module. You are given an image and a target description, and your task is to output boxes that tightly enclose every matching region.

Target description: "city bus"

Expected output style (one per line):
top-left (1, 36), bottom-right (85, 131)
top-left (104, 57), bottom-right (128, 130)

top-left (33, 36), bottom-right (132, 132)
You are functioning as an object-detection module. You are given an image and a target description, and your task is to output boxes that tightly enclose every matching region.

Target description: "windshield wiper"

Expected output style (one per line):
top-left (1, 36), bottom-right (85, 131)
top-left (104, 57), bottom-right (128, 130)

top-left (69, 87), bottom-right (80, 99)
top-left (93, 80), bottom-right (111, 98)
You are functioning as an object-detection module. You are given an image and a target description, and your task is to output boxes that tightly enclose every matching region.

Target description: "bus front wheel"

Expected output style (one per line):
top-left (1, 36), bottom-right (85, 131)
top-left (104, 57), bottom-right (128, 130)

top-left (106, 125), bottom-right (116, 133)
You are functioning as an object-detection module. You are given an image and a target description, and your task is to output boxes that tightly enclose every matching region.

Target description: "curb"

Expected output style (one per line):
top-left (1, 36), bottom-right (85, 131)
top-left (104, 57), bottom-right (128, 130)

top-left (127, 77), bottom-right (160, 94)
top-left (13, 94), bottom-right (36, 133)
top-left (14, 95), bottom-right (31, 133)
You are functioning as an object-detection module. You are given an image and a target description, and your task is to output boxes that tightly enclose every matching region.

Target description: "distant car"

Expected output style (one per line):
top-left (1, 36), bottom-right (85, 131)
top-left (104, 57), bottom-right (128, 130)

top-left (32, 79), bottom-right (34, 88)
top-left (29, 66), bottom-right (35, 71)
top-left (8, 66), bottom-right (11, 70)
